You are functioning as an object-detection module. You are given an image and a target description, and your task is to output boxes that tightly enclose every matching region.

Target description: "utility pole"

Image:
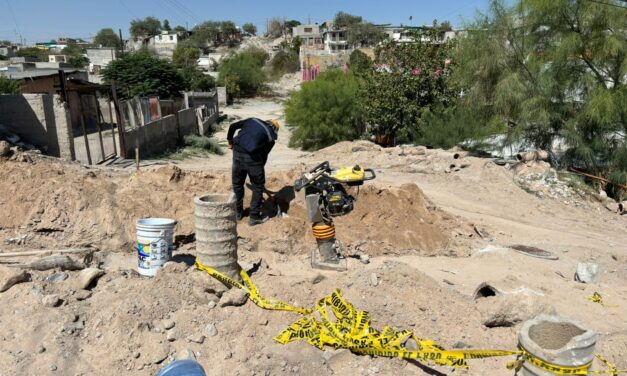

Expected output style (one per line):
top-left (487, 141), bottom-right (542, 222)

top-left (118, 28), bottom-right (124, 53)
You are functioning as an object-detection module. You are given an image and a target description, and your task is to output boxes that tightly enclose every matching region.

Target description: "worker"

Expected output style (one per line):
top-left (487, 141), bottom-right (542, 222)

top-left (227, 117), bottom-right (280, 226)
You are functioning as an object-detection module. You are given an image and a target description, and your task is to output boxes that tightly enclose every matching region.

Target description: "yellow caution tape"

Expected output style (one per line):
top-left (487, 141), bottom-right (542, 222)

top-left (587, 292), bottom-right (619, 308)
top-left (195, 260), bottom-right (627, 375)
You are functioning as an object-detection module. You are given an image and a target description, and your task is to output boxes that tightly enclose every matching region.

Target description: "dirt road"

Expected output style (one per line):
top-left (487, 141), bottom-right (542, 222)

top-left (0, 98), bottom-right (625, 376)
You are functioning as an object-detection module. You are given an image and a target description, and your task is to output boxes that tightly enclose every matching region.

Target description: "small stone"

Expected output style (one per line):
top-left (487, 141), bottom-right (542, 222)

top-left (359, 254), bottom-right (370, 264)
top-left (207, 301), bottom-right (217, 309)
top-left (152, 344), bottom-right (170, 364)
top-left (50, 364), bottom-right (57, 372)
top-left (95, 332), bottom-right (103, 338)
top-left (452, 341), bottom-right (471, 349)
top-left (310, 274), bottom-right (326, 285)
top-left (177, 348), bottom-right (196, 361)
top-left (258, 318), bottom-right (269, 326)
top-left (370, 273), bottom-right (378, 287)
top-left (75, 290), bottom-right (92, 301)
top-left (575, 263), bottom-right (599, 283)
top-left (0, 141), bottom-right (11, 157)
top-left (166, 328), bottom-right (178, 342)
top-left (43, 294), bottom-right (61, 307)
top-left (219, 288), bottom-right (248, 307)
top-left (204, 323), bottom-right (218, 337)
top-left (162, 320), bottom-right (175, 330)
top-left (0, 265), bottom-right (28, 292)
top-left (186, 334), bottom-right (205, 344)
top-left (280, 361), bottom-right (288, 368)
top-left (37, 344), bottom-right (46, 353)
top-left (77, 268), bottom-right (104, 290)
top-left (133, 351), bottom-right (140, 359)
top-left (46, 272), bottom-right (69, 283)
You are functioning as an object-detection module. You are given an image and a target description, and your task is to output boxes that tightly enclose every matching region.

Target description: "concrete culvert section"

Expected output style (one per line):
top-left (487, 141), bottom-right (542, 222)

top-left (194, 193), bottom-right (240, 281)
top-left (518, 314), bottom-right (597, 376)
top-left (473, 282), bottom-right (500, 299)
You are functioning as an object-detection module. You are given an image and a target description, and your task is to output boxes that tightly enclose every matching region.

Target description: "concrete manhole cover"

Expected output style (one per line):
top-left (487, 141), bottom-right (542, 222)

top-left (510, 245), bottom-right (559, 260)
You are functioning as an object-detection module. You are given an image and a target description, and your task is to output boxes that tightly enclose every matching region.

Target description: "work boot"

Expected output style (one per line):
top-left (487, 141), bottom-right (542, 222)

top-left (236, 210), bottom-right (244, 221)
top-left (249, 215), bottom-right (269, 226)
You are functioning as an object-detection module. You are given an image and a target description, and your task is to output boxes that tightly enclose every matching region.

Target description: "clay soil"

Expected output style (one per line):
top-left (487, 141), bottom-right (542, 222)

top-left (0, 99), bottom-right (626, 376)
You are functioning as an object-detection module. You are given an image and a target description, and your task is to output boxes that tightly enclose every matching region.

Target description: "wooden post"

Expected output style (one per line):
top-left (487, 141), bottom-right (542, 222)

top-left (93, 94), bottom-right (106, 162)
top-left (106, 99), bottom-right (118, 155)
top-left (110, 81), bottom-right (126, 158)
top-left (76, 95), bottom-right (92, 165)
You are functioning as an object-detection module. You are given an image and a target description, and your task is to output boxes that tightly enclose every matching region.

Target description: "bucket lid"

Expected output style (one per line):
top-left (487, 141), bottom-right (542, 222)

top-left (136, 218), bottom-right (177, 227)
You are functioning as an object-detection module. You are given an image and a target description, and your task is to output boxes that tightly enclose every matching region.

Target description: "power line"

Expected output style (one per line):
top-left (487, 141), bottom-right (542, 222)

top-left (5, 0), bottom-right (23, 44)
top-left (585, 0), bottom-right (627, 8)
top-left (155, 0), bottom-right (190, 26)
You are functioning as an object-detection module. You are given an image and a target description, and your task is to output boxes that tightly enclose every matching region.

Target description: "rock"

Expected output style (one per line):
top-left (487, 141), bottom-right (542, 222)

top-left (203, 323), bottom-right (218, 337)
top-left (452, 341), bottom-right (472, 349)
top-left (219, 288), bottom-right (248, 307)
top-left (0, 266), bottom-right (28, 292)
top-left (0, 141), bottom-right (12, 157)
top-left (152, 344), bottom-right (170, 364)
top-left (77, 268), bottom-right (104, 290)
top-left (310, 274), bottom-right (326, 285)
top-left (46, 272), bottom-right (69, 283)
top-left (324, 348), bottom-right (352, 373)
top-left (575, 263), bottom-right (599, 283)
top-left (50, 364), bottom-right (57, 372)
top-left (133, 351), bottom-right (140, 359)
top-left (166, 328), bottom-right (178, 342)
top-left (207, 301), bottom-right (217, 309)
top-left (74, 290), bottom-right (92, 301)
top-left (370, 273), bottom-right (378, 287)
top-left (186, 334), bottom-right (205, 344)
top-left (43, 294), bottom-right (61, 307)
top-left (359, 254), bottom-right (370, 264)
top-left (162, 320), bottom-right (175, 330)
top-left (162, 261), bottom-right (188, 273)
top-left (36, 344), bottom-right (46, 353)
top-left (190, 271), bottom-right (228, 297)
top-left (477, 293), bottom-right (554, 328)
top-left (258, 318), bottom-right (268, 326)
top-left (176, 348), bottom-right (196, 361)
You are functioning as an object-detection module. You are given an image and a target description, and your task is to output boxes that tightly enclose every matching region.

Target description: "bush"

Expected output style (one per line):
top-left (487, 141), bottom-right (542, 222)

top-left (218, 48), bottom-right (267, 99)
top-left (102, 50), bottom-right (185, 99)
top-left (286, 70), bottom-right (365, 151)
top-left (348, 49), bottom-right (372, 76)
top-left (270, 50), bottom-right (299, 77)
top-left (0, 76), bottom-right (21, 94)
top-left (183, 135), bottom-right (223, 155)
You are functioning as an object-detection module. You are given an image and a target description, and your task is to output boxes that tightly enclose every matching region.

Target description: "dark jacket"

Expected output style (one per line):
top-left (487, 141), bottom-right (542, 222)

top-left (227, 118), bottom-right (277, 162)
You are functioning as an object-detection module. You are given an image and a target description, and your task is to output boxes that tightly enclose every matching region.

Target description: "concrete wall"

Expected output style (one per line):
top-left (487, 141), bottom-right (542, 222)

top-left (216, 87), bottom-right (227, 106)
top-left (177, 108), bottom-right (198, 139)
top-left (123, 114), bottom-right (178, 158)
top-left (0, 94), bottom-right (74, 159)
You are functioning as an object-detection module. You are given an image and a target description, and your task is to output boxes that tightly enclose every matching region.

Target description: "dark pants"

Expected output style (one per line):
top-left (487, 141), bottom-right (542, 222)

top-left (232, 151), bottom-right (266, 218)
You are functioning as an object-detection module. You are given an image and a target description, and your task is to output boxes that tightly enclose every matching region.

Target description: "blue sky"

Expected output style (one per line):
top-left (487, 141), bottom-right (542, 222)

top-left (1, 0), bottom-right (490, 44)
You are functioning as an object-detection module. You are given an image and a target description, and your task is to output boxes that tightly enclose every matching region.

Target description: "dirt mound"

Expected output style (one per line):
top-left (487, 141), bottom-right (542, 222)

top-left (0, 157), bottom-right (466, 257)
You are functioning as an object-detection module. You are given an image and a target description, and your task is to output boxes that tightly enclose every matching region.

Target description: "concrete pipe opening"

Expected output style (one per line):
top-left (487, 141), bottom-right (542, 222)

top-left (619, 201), bottom-right (626, 214)
top-left (528, 321), bottom-right (585, 350)
top-left (518, 314), bottom-right (597, 376)
top-left (194, 193), bottom-right (240, 282)
top-left (473, 282), bottom-right (500, 300)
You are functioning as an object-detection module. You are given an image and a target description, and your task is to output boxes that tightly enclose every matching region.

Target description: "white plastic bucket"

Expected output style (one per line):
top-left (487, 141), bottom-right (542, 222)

top-left (136, 218), bottom-right (177, 277)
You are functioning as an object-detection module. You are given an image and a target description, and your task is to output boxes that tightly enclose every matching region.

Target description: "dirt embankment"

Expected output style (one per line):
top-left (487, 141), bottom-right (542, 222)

top-left (0, 156), bottom-right (473, 258)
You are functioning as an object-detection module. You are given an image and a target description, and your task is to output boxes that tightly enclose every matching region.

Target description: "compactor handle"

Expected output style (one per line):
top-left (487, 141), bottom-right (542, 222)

top-left (309, 161), bottom-right (330, 174)
top-left (363, 168), bottom-right (376, 181)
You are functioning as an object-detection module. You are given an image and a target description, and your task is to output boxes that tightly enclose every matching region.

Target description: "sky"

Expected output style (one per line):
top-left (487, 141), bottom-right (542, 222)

top-left (0, 0), bottom-right (491, 44)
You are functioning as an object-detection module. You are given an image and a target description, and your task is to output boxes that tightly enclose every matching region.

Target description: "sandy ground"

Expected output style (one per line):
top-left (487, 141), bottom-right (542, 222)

top-left (0, 98), bottom-right (625, 376)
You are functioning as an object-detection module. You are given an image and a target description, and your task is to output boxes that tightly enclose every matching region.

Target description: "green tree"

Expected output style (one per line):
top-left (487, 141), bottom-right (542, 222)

top-left (285, 20), bottom-right (301, 33)
top-left (286, 70), bottom-right (365, 150)
top-left (455, 0), bottom-right (627, 190)
top-left (188, 21), bottom-right (220, 48)
top-left (102, 50), bottom-right (185, 99)
top-left (163, 19), bottom-right (171, 31)
top-left (93, 28), bottom-right (121, 48)
top-left (173, 45), bottom-right (200, 71)
top-left (0, 76), bottom-right (21, 94)
top-left (362, 25), bottom-right (456, 143)
top-left (218, 48), bottom-right (267, 99)
top-left (349, 49), bottom-right (373, 76)
top-left (173, 25), bottom-right (187, 33)
top-left (242, 23), bottom-right (257, 36)
top-left (16, 47), bottom-right (47, 62)
top-left (333, 11), bottom-right (362, 28)
top-left (347, 22), bottom-right (386, 47)
top-left (62, 44), bottom-right (89, 68)
top-left (172, 45), bottom-right (215, 91)
top-left (130, 16), bottom-right (161, 37)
